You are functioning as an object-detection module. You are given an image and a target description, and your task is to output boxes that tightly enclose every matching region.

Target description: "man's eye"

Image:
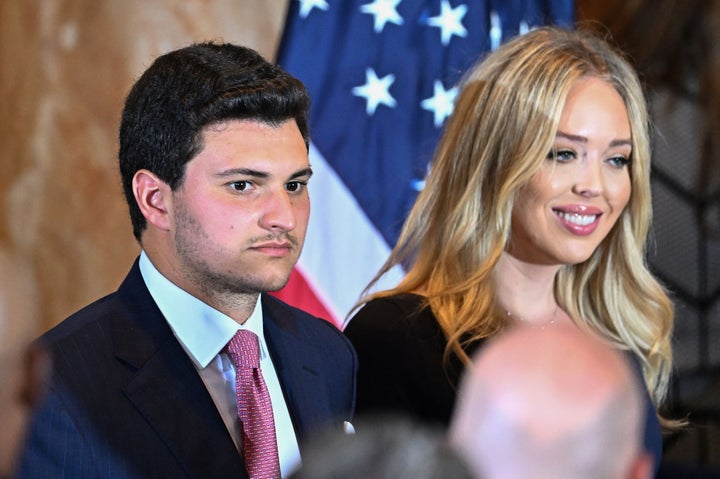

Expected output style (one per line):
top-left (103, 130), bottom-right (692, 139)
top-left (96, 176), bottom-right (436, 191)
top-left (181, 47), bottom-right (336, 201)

top-left (230, 181), bottom-right (250, 191)
top-left (546, 149), bottom-right (575, 162)
top-left (286, 181), bottom-right (307, 193)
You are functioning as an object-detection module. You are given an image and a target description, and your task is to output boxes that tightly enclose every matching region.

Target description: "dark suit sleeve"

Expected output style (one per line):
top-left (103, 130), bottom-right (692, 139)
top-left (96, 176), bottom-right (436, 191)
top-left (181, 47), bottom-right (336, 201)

top-left (261, 295), bottom-right (357, 441)
top-left (312, 320), bottom-right (357, 426)
top-left (297, 316), bottom-right (358, 429)
top-left (17, 387), bottom-right (98, 479)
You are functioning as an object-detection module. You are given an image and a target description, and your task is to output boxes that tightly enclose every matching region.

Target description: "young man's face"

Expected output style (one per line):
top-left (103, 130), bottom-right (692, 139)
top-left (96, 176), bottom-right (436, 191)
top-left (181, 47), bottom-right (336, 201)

top-left (167, 119), bottom-right (311, 299)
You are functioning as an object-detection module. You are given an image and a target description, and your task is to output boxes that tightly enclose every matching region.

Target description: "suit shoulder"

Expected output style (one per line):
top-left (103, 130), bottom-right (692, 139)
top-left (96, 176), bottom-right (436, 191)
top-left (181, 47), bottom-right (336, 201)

top-left (262, 293), bottom-right (332, 323)
top-left (262, 294), bottom-right (351, 342)
top-left (40, 291), bottom-right (121, 345)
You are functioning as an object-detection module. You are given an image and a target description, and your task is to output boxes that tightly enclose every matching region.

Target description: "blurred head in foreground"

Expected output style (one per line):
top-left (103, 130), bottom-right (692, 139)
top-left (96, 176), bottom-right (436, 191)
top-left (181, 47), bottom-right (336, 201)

top-left (292, 415), bottom-right (474, 479)
top-left (449, 324), bottom-right (651, 479)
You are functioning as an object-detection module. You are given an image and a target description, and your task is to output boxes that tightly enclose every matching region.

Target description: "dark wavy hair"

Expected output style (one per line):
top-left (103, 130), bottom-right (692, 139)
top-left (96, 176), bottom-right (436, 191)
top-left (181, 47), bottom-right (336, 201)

top-left (118, 42), bottom-right (310, 241)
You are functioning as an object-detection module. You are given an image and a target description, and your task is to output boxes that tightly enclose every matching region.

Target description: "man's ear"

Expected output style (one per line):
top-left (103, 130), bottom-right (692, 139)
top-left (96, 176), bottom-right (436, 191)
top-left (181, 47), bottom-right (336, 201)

top-left (133, 169), bottom-right (172, 231)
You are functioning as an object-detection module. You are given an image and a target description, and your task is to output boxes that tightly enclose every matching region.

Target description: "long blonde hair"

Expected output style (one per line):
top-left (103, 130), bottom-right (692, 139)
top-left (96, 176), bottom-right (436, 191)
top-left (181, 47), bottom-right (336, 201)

top-left (355, 27), bottom-right (675, 421)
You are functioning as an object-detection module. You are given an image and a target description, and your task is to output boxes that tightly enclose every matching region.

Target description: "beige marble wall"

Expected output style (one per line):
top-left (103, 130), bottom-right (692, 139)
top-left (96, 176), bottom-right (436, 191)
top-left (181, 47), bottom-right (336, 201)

top-left (0, 0), bottom-right (289, 333)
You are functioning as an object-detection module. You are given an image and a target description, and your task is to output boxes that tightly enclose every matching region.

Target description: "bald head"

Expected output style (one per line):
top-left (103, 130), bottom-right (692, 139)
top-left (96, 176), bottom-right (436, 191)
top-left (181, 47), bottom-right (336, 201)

top-left (449, 324), bottom-right (649, 479)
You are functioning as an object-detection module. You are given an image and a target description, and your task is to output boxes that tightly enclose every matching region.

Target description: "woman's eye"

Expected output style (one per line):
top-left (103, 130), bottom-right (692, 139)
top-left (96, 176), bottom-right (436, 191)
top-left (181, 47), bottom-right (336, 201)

top-left (546, 149), bottom-right (575, 162)
top-left (608, 156), bottom-right (631, 168)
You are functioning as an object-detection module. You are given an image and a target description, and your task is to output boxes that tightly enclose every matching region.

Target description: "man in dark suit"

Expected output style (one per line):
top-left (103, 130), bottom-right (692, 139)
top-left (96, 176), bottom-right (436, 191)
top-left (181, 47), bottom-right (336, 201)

top-left (17, 42), bottom-right (356, 479)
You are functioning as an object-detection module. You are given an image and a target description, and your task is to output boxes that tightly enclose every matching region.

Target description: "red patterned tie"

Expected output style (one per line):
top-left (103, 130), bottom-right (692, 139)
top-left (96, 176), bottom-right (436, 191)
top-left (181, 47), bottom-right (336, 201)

top-left (225, 330), bottom-right (281, 479)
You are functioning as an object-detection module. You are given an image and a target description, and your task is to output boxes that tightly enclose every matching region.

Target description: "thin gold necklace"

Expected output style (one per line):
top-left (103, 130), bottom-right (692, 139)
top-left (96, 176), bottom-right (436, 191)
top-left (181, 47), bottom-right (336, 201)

top-left (504, 305), bottom-right (559, 330)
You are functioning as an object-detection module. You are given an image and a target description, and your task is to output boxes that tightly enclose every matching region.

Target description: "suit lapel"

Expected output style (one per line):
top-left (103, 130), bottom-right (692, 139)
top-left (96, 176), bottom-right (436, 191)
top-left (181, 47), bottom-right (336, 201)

top-left (261, 296), bottom-right (332, 446)
top-left (113, 262), bottom-right (248, 479)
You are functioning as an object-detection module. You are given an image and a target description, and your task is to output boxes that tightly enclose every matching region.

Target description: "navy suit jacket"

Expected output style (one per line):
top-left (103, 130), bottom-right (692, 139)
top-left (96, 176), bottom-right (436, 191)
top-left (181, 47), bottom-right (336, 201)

top-left (17, 260), bottom-right (357, 478)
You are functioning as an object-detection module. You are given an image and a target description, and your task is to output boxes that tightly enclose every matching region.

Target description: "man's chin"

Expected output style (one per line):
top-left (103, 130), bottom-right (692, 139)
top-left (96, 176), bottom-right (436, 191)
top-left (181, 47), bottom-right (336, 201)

top-left (224, 265), bottom-right (295, 294)
top-left (258, 272), bottom-right (293, 293)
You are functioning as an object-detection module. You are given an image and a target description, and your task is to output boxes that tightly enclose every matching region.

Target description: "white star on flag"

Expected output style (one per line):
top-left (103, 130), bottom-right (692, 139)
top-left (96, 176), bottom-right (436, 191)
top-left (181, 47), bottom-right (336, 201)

top-left (352, 68), bottom-right (397, 115)
top-left (421, 80), bottom-right (458, 127)
top-left (298, 0), bottom-right (329, 19)
top-left (427, 0), bottom-right (468, 46)
top-left (360, 0), bottom-right (405, 33)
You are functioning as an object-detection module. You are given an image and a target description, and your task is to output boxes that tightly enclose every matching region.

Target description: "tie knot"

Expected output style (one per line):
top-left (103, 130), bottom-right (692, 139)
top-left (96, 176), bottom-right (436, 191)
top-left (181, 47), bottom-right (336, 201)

top-left (225, 329), bottom-right (260, 369)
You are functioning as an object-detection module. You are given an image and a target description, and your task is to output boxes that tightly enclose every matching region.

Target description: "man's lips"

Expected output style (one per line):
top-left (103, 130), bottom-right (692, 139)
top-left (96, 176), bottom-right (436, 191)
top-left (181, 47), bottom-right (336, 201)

top-left (250, 242), bottom-right (294, 256)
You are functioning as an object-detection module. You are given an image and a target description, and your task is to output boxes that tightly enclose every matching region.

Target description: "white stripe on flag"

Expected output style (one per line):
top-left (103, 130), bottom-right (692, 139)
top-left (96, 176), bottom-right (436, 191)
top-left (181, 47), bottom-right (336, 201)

top-left (297, 142), bottom-right (405, 325)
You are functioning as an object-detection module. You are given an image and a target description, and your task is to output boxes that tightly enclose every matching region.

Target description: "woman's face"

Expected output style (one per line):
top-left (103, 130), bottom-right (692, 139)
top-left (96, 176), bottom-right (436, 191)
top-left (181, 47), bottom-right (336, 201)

top-left (509, 76), bottom-right (632, 265)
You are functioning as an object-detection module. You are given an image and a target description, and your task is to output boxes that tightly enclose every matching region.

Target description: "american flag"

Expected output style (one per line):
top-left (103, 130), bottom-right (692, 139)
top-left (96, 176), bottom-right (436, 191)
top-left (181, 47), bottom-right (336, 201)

top-left (273, 0), bottom-right (574, 326)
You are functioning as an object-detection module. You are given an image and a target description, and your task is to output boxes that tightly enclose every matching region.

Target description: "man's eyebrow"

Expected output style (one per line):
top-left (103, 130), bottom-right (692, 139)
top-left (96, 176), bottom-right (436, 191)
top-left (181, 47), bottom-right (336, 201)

top-left (291, 167), bottom-right (313, 179)
top-left (556, 131), bottom-right (632, 148)
top-left (215, 167), bottom-right (313, 179)
top-left (216, 168), bottom-right (268, 179)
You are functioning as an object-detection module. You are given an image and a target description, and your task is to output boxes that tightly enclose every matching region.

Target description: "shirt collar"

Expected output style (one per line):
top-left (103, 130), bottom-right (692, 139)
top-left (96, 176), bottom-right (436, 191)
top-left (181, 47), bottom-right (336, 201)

top-left (138, 251), bottom-right (269, 369)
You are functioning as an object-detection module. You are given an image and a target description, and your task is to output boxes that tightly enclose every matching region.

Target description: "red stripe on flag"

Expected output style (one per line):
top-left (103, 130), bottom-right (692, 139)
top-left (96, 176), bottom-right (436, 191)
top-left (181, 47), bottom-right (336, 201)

top-left (270, 268), bottom-right (337, 326)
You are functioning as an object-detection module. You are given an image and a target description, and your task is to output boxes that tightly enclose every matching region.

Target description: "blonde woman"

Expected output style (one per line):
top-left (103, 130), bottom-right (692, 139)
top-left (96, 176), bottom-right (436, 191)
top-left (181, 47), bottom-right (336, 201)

top-left (344, 26), bottom-right (675, 472)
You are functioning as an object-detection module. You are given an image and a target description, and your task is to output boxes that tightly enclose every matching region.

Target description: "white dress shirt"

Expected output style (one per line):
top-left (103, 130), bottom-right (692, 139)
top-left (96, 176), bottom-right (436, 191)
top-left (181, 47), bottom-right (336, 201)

top-left (139, 252), bottom-right (301, 477)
